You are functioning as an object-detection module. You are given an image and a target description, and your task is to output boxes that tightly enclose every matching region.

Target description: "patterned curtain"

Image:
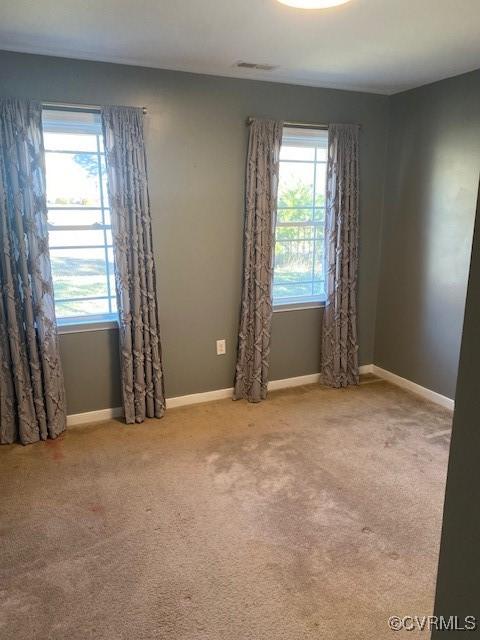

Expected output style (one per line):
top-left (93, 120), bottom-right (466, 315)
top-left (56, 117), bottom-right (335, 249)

top-left (101, 106), bottom-right (165, 424)
top-left (321, 124), bottom-right (360, 388)
top-left (0, 98), bottom-right (66, 444)
top-left (233, 119), bottom-right (283, 402)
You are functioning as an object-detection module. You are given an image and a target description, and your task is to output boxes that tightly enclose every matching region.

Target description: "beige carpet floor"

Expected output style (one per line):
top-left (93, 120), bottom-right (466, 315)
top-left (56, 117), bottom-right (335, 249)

top-left (0, 378), bottom-right (451, 639)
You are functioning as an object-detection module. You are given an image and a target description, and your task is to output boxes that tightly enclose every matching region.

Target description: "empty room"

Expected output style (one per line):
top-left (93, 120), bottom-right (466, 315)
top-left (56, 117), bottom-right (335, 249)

top-left (1, 1), bottom-right (480, 638)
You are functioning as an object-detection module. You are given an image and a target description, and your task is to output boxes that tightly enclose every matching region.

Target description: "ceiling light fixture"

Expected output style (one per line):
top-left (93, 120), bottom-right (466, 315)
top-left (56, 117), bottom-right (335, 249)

top-left (277, 0), bottom-right (352, 8)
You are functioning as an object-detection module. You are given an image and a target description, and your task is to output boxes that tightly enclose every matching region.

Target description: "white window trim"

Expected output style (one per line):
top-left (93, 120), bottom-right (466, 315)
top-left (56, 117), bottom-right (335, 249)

top-left (43, 107), bottom-right (119, 327)
top-left (273, 126), bottom-right (328, 310)
top-left (273, 299), bottom-right (326, 313)
top-left (57, 317), bottom-right (119, 334)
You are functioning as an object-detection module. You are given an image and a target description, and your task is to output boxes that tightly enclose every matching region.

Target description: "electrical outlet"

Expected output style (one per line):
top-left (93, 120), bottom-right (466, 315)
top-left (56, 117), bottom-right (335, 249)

top-left (216, 339), bottom-right (226, 355)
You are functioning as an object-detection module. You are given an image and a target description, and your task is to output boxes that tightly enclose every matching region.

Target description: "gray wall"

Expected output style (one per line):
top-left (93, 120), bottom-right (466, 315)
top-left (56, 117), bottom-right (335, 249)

top-left (433, 184), bottom-right (480, 636)
top-left (375, 70), bottom-right (480, 399)
top-left (0, 51), bottom-right (388, 413)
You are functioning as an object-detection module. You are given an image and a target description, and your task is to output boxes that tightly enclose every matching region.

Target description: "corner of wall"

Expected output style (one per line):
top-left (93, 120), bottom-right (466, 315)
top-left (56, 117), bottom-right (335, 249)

top-left (371, 94), bottom-right (393, 365)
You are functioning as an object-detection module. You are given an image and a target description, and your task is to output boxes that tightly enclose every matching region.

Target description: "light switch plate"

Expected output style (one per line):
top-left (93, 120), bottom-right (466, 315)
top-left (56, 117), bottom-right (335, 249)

top-left (216, 339), bottom-right (226, 355)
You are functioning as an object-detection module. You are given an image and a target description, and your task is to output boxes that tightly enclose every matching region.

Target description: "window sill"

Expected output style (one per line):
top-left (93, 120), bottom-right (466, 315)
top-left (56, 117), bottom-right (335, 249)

top-left (57, 319), bottom-right (119, 335)
top-left (273, 300), bottom-right (325, 313)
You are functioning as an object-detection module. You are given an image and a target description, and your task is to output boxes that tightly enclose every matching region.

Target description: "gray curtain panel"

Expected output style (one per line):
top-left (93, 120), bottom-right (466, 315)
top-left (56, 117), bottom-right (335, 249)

top-left (321, 124), bottom-right (360, 388)
top-left (102, 106), bottom-right (165, 424)
top-left (0, 98), bottom-right (66, 444)
top-left (233, 119), bottom-right (283, 402)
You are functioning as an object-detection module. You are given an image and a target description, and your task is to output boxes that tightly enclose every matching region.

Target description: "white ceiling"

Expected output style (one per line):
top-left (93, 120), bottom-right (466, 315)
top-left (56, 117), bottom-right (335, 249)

top-left (1, 0), bottom-right (480, 95)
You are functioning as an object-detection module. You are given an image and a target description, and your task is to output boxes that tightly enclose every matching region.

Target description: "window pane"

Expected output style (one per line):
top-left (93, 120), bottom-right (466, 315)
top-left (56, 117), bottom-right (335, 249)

top-left (43, 132), bottom-right (98, 152)
top-left (107, 248), bottom-right (116, 295)
top-left (316, 146), bottom-right (328, 162)
top-left (55, 298), bottom-right (111, 319)
top-left (275, 226), bottom-right (315, 242)
top-left (48, 208), bottom-right (104, 227)
top-left (313, 280), bottom-right (325, 297)
top-left (45, 152), bottom-right (100, 207)
top-left (277, 208), bottom-right (313, 224)
top-left (278, 162), bottom-right (314, 208)
top-left (50, 248), bottom-right (108, 303)
top-left (313, 233), bottom-right (325, 280)
top-left (109, 273), bottom-right (116, 296)
top-left (100, 156), bottom-right (109, 198)
top-left (49, 229), bottom-right (107, 248)
top-left (315, 193), bottom-right (326, 208)
top-left (280, 145), bottom-right (315, 161)
top-left (314, 224), bottom-right (325, 241)
top-left (315, 163), bottom-right (327, 206)
top-left (273, 282), bottom-right (314, 300)
top-left (274, 239), bottom-right (314, 278)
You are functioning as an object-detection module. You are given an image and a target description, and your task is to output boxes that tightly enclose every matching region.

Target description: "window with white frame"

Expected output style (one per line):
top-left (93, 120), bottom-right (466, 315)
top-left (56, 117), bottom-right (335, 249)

top-left (42, 109), bottom-right (117, 325)
top-left (273, 127), bottom-right (328, 307)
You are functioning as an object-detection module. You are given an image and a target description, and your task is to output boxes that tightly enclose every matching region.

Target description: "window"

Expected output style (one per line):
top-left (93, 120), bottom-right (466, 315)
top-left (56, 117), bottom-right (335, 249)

top-left (273, 127), bottom-right (328, 308)
top-left (42, 109), bottom-right (117, 325)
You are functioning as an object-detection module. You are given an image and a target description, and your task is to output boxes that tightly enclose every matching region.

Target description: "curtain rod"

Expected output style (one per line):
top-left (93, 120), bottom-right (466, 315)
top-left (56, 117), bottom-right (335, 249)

top-left (246, 117), bottom-right (327, 130)
top-left (42, 101), bottom-right (147, 114)
top-left (246, 117), bottom-right (361, 130)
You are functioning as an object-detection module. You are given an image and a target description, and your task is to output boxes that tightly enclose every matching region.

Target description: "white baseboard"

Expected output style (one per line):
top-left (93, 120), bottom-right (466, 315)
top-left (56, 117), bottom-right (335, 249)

top-left (268, 372), bottom-right (321, 391)
top-left (269, 366), bottom-right (372, 391)
top-left (359, 364), bottom-right (374, 375)
top-left (166, 387), bottom-right (233, 409)
top-left (168, 373), bottom-right (325, 408)
top-left (67, 366), bottom-right (374, 426)
top-left (67, 406), bottom-right (123, 427)
top-left (66, 364), bottom-right (453, 426)
top-left (371, 365), bottom-right (455, 411)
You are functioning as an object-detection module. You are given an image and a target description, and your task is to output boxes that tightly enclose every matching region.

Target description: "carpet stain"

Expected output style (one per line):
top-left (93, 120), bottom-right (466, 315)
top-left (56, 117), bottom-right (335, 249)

top-left (46, 435), bottom-right (65, 461)
top-left (89, 503), bottom-right (106, 515)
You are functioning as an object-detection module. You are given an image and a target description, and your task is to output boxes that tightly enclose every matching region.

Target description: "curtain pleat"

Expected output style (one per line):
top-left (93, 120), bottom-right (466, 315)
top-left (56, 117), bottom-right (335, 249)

top-left (233, 119), bottom-right (283, 402)
top-left (0, 98), bottom-right (66, 444)
top-left (101, 106), bottom-right (165, 424)
top-left (321, 124), bottom-right (360, 387)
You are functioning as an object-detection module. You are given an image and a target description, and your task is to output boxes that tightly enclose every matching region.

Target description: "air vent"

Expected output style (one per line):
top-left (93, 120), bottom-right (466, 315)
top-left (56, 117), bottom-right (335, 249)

top-left (236, 62), bottom-right (278, 71)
